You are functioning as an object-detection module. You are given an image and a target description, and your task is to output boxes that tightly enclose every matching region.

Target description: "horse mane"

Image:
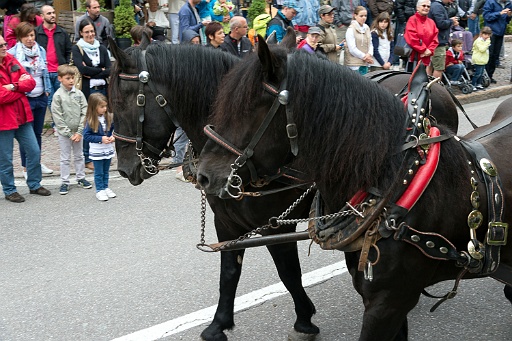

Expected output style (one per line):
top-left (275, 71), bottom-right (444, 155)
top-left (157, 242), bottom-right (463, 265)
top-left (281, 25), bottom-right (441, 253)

top-left (110, 44), bottom-right (239, 147)
top-left (213, 49), bottom-right (411, 197)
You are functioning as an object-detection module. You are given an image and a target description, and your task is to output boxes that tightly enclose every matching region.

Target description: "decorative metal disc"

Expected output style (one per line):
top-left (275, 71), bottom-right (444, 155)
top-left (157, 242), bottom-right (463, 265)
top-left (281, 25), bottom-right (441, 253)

top-left (470, 177), bottom-right (478, 190)
top-left (467, 210), bottom-right (483, 229)
top-left (479, 158), bottom-right (497, 176)
top-left (467, 240), bottom-right (484, 259)
top-left (139, 71), bottom-right (150, 83)
top-left (423, 117), bottom-right (431, 135)
top-left (278, 90), bottom-right (289, 105)
top-left (418, 133), bottom-right (430, 150)
top-left (470, 191), bottom-right (480, 209)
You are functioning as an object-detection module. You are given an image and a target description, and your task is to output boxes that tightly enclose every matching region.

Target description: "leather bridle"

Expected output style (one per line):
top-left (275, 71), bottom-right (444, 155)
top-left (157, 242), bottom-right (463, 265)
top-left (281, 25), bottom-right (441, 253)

top-left (114, 51), bottom-right (180, 175)
top-left (203, 71), bottom-right (300, 199)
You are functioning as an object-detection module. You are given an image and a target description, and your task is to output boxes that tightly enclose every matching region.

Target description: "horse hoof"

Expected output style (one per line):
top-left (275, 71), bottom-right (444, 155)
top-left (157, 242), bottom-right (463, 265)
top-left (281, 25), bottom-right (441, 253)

top-left (200, 329), bottom-right (228, 341)
top-left (505, 285), bottom-right (512, 304)
top-left (287, 328), bottom-right (318, 341)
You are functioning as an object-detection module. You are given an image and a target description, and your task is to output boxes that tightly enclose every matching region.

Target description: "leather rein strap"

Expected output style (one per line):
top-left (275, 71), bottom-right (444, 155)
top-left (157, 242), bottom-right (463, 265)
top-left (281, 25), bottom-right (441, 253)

top-left (115, 51), bottom-right (179, 173)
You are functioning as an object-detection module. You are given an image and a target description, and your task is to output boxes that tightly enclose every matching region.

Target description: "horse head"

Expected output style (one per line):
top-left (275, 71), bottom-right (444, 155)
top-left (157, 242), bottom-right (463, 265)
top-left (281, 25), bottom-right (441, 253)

top-left (197, 38), bottom-right (294, 198)
top-left (109, 37), bottom-right (178, 185)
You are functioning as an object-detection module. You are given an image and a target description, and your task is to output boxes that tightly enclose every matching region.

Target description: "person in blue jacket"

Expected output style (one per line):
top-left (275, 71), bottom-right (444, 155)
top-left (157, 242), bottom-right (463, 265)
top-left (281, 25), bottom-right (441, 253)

top-left (266, 0), bottom-right (299, 42)
top-left (483, 0), bottom-right (512, 83)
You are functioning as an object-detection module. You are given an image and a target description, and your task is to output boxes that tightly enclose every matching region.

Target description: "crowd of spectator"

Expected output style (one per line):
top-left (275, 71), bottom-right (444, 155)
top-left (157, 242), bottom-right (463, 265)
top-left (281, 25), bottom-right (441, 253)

top-left (0, 0), bottom-right (510, 202)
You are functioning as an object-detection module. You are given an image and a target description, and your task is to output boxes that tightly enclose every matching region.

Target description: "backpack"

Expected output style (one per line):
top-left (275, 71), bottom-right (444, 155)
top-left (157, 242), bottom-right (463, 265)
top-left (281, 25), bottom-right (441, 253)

top-left (254, 13), bottom-right (272, 37)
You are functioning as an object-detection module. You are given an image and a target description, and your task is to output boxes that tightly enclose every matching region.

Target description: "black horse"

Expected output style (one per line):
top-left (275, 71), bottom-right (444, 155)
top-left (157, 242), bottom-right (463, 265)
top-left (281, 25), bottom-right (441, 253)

top-left (196, 39), bottom-right (512, 340)
top-left (108, 36), bottom-right (461, 339)
top-left (108, 36), bottom-right (322, 341)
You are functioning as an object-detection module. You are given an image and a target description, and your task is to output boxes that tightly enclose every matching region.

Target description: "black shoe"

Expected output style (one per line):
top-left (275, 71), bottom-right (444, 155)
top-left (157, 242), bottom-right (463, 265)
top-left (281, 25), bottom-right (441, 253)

top-left (5, 192), bottom-right (25, 203)
top-left (491, 78), bottom-right (497, 84)
top-left (29, 186), bottom-right (51, 196)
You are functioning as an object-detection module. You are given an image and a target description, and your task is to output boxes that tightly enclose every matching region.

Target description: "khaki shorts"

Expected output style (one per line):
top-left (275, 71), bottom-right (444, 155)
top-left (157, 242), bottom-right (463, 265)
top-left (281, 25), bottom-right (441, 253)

top-left (431, 46), bottom-right (447, 71)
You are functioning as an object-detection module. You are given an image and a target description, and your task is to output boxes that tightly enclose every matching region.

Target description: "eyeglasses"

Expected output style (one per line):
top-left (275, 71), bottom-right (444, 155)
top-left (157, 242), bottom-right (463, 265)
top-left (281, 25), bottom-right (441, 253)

top-left (0, 43), bottom-right (7, 48)
top-left (237, 26), bottom-right (248, 29)
top-left (421, 4), bottom-right (431, 8)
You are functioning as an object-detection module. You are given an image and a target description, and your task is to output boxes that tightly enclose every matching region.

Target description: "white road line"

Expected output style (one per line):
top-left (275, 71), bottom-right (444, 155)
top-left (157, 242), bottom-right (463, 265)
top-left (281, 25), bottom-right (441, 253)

top-left (111, 262), bottom-right (347, 341)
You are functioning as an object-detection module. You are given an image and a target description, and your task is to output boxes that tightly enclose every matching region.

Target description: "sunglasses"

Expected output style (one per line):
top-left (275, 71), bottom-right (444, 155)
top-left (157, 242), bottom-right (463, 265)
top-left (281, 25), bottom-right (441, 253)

top-left (421, 4), bottom-right (431, 8)
top-left (0, 43), bottom-right (8, 48)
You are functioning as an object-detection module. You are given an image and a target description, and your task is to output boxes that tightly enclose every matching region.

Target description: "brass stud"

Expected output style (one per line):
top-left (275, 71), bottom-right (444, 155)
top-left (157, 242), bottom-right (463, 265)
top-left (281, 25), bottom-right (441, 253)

top-left (403, 179), bottom-right (408, 185)
top-left (417, 123), bottom-right (422, 128)
top-left (408, 169), bottom-right (413, 175)
top-left (420, 108), bottom-right (425, 114)
top-left (415, 160), bottom-right (420, 165)
top-left (419, 115), bottom-right (424, 120)
top-left (426, 241), bottom-right (435, 248)
top-left (412, 119), bottom-right (416, 123)
top-left (439, 247), bottom-right (448, 254)
top-left (411, 99), bottom-right (417, 104)
top-left (411, 235), bottom-right (420, 242)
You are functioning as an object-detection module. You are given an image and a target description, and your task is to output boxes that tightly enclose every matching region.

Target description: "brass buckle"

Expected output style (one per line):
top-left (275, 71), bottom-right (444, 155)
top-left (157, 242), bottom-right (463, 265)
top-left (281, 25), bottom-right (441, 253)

top-left (486, 222), bottom-right (508, 246)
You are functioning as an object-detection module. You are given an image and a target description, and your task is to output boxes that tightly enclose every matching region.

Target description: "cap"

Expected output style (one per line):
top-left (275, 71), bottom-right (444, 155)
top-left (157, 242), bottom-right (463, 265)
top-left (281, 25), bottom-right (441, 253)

top-left (308, 26), bottom-right (323, 35)
top-left (318, 5), bottom-right (335, 15)
top-left (283, 0), bottom-right (300, 12)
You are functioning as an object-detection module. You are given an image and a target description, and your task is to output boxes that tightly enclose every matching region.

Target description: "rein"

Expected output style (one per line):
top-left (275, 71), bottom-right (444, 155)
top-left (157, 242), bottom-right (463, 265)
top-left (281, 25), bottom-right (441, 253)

top-left (114, 50), bottom-right (179, 175)
top-left (203, 64), bottom-right (302, 199)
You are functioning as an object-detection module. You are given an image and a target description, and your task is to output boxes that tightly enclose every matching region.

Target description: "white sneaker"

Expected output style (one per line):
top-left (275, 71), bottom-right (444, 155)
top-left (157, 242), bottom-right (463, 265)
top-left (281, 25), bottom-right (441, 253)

top-left (450, 80), bottom-right (460, 86)
top-left (96, 190), bottom-right (109, 201)
top-left (41, 164), bottom-right (54, 174)
top-left (104, 188), bottom-right (116, 198)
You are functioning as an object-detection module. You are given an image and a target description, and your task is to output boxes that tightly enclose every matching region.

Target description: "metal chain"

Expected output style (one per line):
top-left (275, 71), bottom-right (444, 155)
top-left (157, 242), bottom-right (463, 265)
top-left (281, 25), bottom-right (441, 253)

top-left (199, 190), bottom-right (207, 246)
top-left (196, 183), bottom-right (366, 252)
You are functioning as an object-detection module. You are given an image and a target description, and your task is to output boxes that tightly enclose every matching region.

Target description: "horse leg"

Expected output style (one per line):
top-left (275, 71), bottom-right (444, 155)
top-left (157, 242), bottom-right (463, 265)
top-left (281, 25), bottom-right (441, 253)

top-left (345, 253), bottom-right (419, 341)
top-left (505, 285), bottom-right (512, 304)
top-left (201, 248), bottom-right (246, 341)
top-left (266, 242), bottom-right (320, 337)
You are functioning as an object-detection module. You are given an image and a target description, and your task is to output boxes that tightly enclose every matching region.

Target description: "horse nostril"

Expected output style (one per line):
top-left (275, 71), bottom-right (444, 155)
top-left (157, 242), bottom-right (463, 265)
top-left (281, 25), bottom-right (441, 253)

top-left (196, 173), bottom-right (209, 189)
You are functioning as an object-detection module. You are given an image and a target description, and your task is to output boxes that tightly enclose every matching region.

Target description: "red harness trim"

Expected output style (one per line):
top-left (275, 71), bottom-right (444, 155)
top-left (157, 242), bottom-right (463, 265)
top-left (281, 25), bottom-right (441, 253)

top-left (396, 126), bottom-right (441, 211)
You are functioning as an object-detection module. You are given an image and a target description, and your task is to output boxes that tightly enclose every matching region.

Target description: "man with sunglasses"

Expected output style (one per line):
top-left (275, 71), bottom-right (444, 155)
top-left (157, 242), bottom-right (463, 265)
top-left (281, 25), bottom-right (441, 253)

top-left (0, 37), bottom-right (52, 203)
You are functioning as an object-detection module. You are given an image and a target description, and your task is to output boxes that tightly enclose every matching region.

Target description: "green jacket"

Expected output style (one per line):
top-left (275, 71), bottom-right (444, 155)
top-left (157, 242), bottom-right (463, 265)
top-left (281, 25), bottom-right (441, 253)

top-left (51, 85), bottom-right (88, 138)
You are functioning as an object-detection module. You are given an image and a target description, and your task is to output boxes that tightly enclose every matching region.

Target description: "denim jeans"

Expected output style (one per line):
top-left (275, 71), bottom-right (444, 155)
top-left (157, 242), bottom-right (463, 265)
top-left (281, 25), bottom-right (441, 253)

top-left (20, 93), bottom-right (48, 168)
top-left (92, 158), bottom-right (111, 191)
top-left (445, 64), bottom-right (464, 82)
top-left (472, 64), bottom-right (485, 86)
top-left (0, 123), bottom-right (42, 195)
top-left (169, 13), bottom-right (180, 44)
top-left (173, 126), bottom-right (189, 163)
top-left (47, 72), bottom-right (61, 112)
top-left (84, 87), bottom-right (108, 164)
top-left (468, 16), bottom-right (480, 37)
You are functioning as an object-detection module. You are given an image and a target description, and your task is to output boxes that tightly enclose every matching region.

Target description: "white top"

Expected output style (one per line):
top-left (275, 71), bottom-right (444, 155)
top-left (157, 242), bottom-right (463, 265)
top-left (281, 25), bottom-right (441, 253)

top-left (147, 9), bottom-right (170, 27)
top-left (371, 31), bottom-right (391, 67)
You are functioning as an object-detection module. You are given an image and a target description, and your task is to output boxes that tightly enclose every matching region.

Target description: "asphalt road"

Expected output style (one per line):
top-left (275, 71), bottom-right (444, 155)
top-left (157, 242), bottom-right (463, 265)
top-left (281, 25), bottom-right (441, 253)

top-left (1, 96), bottom-right (511, 341)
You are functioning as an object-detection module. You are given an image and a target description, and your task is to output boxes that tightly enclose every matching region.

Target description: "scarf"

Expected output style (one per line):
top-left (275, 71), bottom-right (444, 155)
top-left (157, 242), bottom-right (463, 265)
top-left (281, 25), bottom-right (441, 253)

top-left (15, 42), bottom-right (46, 74)
top-left (77, 38), bottom-right (101, 67)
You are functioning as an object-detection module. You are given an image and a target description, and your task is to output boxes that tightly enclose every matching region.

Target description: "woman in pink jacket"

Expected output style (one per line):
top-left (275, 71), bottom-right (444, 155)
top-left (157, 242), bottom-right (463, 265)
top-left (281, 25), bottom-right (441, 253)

top-left (0, 36), bottom-right (51, 203)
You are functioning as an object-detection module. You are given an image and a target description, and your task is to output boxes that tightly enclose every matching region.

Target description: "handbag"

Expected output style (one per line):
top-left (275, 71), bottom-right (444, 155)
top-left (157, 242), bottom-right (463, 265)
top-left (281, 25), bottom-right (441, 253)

top-left (394, 33), bottom-right (412, 58)
top-left (69, 45), bottom-right (84, 90)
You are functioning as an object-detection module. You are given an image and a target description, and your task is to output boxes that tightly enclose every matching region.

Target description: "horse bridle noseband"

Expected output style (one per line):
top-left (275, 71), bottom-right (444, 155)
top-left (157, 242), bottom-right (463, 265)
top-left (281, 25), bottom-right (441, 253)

top-left (203, 64), bottom-right (299, 199)
top-left (115, 50), bottom-right (180, 175)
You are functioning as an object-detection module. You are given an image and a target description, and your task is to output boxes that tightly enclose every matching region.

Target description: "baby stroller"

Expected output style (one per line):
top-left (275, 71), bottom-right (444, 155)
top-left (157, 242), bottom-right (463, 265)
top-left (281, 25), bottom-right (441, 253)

top-left (441, 27), bottom-right (479, 94)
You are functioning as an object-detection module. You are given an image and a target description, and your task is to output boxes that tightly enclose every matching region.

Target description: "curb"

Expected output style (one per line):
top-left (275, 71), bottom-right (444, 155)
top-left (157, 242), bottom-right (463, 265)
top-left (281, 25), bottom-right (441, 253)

top-left (456, 84), bottom-right (512, 105)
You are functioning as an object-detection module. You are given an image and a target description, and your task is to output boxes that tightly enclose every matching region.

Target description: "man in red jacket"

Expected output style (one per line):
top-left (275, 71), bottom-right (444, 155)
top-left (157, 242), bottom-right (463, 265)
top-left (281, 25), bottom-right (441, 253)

top-left (0, 36), bottom-right (52, 203)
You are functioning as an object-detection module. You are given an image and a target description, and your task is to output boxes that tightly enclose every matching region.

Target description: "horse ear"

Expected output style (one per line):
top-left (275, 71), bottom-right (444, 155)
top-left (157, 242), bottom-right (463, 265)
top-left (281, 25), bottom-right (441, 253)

top-left (281, 27), bottom-right (296, 50)
top-left (140, 32), bottom-right (151, 50)
top-left (108, 37), bottom-right (130, 71)
top-left (266, 31), bottom-right (277, 45)
top-left (257, 36), bottom-right (279, 80)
